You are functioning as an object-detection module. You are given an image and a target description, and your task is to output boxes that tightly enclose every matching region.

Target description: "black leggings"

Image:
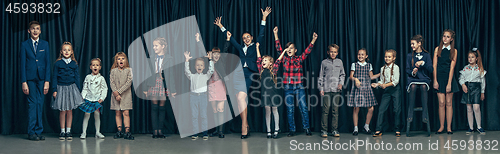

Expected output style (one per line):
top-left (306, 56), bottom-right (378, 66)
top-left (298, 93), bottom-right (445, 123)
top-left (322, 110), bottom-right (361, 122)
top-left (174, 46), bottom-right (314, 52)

top-left (151, 101), bottom-right (166, 133)
top-left (407, 84), bottom-right (428, 123)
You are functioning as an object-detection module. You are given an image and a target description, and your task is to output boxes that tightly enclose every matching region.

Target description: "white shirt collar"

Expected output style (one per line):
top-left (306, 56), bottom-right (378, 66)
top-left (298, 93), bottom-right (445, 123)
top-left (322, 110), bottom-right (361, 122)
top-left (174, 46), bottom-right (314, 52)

top-left (31, 38), bottom-right (39, 43)
top-left (244, 42), bottom-right (254, 48)
top-left (357, 61), bottom-right (367, 66)
top-left (62, 58), bottom-right (72, 64)
top-left (442, 45), bottom-right (451, 50)
top-left (384, 63), bottom-right (393, 69)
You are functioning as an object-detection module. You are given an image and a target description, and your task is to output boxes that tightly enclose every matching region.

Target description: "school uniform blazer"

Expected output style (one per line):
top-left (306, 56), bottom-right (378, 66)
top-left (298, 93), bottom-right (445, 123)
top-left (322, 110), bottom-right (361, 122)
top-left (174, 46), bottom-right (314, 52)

top-left (20, 39), bottom-right (51, 83)
top-left (145, 54), bottom-right (177, 94)
top-left (222, 24), bottom-right (265, 73)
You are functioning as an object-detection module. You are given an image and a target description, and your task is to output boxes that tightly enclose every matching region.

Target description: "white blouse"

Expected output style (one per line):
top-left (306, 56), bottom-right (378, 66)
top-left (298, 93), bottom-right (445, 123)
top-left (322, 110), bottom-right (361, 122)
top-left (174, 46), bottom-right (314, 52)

top-left (377, 63), bottom-right (400, 87)
top-left (459, 64), bottom-right (486, 93)
top-left (81, 73), bottom-right (108, 101)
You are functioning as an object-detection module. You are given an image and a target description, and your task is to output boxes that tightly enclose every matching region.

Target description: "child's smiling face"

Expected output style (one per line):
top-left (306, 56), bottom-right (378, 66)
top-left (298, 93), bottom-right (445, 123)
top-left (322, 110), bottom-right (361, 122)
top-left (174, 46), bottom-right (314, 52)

top-left (153, 40), bottom-right (165, 55)
top-left (328, 47), bottom-right (338, 59)
top-left (357, 49), bottom-right (368, 62)
top-left (212, 51), bottom-right (221, 62)
top-left (262, 57), bottom-right (272, 69)
top-left (195, 59), bottom-right (205, 73)
top-left (90, 60), bottom-right (102, 75)
top-left (242, 33), bottom-right (253, 46)
top-left (61, 45), bottom-right (73, 59)
top-left (117, 56), bottom-right (126, 68)
top-left (410, 40), bottom-right (421, 51)
top-left (28, 24), bottom-right (41, 40)
top-left (384, 52), bottom-right (395, 65)
top-left (468, 53), bottom-right (477, 65)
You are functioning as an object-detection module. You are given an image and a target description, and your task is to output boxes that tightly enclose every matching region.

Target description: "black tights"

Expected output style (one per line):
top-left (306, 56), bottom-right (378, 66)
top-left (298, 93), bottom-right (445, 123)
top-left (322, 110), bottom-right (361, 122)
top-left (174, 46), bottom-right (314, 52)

top-left (151, 100), bottom-right (166, 135)
top-left (407, 84), bottom-right (429, 123)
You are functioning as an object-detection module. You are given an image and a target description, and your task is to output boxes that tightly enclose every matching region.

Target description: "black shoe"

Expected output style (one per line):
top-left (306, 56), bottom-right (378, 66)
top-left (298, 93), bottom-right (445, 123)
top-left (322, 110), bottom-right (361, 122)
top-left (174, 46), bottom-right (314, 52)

top-left (37, 134), bottom-right (45, 140)
top-left (114, 131), bottom-right (124, 139)
top-left (373, 132), bottom-right (382, 137)
top-left (28, 134), bottom-right (39, 141)
top-left (305, 128), bottom-right (312, 136)
top-left (157, 133), bottom-right (166, 138)
top-left (267, 132), bottom-right (272, 138)
top-left (59, 132), bottom-right (66, 140)
top-left (447, 131), bottom-right (453, 134)
top-left (287, 131), bottom-right (295, 137)
top-left (210, 131), bottom-right (219, 137)
top-left (435, 131), bottom-right (443, 134)
top-left (364, 129), bottom-right (372, 134)
top-left (66, 132), bottom-right (73, 140)
top-left (152, 134), bottom-right (158, 139)
top-left (352, 131), bottom-right (358, 136)
top-left (218, 133), bottom-right (225, 138)
top-left (124, 132), bottom-right (134, 140)
top-left (272, 130), bottom-right (279, 139)
top-left (240, 135), bottom-right (248, 139)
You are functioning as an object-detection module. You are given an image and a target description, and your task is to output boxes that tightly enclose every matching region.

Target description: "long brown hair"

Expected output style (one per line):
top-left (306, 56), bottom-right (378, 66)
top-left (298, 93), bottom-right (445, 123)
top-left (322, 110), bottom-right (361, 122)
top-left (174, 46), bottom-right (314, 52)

top-left (469, 49), bottom-right (484, 75)
top-left (437, 29), bottom-right (456, 61)
top-left (410, 35), bottom-right (427, 67)
top-left (110, 52), bottom-right (130, 71)
top-left (56, 41), bottom-right (78, 64)
top-left (260, 55), bottom-right (277, 85)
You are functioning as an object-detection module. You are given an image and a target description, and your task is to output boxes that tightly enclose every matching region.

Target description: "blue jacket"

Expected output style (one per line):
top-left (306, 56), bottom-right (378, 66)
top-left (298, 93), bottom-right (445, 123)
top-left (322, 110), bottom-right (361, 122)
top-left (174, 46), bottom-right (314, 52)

top-left (223, 24), bottom-right (265, 73)
top-left (51, 60), bottom-right (81, 92)
top-left (19, 39), bottom-right (51, 82)
top-left (406, 51), bottom-right (433, 86)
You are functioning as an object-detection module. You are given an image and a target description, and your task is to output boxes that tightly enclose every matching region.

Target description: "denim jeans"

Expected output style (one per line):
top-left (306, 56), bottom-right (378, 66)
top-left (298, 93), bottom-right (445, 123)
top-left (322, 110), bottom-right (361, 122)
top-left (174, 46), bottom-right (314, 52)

top-left (285, 84), bottom-right (310, 132)
top-left (190, 92), bottom-right (208, 136)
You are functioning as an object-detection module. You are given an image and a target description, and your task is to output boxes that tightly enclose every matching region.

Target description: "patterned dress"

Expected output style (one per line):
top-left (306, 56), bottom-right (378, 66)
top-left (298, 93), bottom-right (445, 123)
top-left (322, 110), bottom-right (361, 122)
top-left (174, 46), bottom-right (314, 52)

top-left (348, 63), bottom-right (377, 107)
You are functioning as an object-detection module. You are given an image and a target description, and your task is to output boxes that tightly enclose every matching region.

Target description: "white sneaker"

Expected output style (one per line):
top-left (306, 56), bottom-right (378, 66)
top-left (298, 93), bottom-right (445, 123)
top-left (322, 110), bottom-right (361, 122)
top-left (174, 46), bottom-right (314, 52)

top-left (80, 133), bottom-right (86, 139)
top-left (95, 132), bottom-right (105, 139)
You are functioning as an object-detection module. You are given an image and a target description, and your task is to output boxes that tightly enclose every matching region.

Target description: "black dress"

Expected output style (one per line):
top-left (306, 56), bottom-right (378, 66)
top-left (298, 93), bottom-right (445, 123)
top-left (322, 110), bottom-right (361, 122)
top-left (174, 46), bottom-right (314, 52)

top-left (261, 69), bottom-right (280, 107)
top-left (436, 48), bottom-right (459, 93)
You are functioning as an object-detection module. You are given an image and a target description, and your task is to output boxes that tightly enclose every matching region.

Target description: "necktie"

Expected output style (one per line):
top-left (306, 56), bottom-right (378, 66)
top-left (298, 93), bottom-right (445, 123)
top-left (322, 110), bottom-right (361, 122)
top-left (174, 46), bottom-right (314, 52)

top-left (34, 41), bottom-right (38, 54)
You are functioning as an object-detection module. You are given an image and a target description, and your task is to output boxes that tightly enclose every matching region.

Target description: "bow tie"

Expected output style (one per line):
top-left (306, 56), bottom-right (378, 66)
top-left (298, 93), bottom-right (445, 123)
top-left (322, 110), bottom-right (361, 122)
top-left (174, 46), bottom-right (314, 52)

top-left (157, 55), bottom-right (164, 59)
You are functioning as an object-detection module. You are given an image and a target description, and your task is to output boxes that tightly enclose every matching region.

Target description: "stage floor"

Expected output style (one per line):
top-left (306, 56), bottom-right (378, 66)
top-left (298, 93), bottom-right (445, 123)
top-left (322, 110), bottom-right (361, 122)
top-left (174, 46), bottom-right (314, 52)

top-left (1, 131), bottom-right (499, 154)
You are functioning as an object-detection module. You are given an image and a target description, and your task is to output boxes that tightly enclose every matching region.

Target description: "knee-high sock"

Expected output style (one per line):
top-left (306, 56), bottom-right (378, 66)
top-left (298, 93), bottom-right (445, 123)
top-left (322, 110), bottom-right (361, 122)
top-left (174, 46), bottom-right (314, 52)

top-left (272, 107), bottom-right (279, 131)
top-left (218, 112), bottom-right (224, 133)
top-left (94, 111), bottom-right (101, 133)
top-left (473, 104), bottom-right (482, 129)
top-left (467, 105), bottom-right (474, 130)
top-left (265, 106), bottom-right (271, 132)
top-left (151, 103), bottom-right (159, 131)
top-left (158, 105), bottom-right (166, 132)
top-left (82, 113), bottom-right (91, 133)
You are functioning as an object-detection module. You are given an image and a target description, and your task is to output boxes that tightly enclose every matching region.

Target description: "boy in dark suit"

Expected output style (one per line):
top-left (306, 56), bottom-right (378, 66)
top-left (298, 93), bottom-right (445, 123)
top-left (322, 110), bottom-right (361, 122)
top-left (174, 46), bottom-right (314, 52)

top-left (20, 21), bottom-right (51, 141)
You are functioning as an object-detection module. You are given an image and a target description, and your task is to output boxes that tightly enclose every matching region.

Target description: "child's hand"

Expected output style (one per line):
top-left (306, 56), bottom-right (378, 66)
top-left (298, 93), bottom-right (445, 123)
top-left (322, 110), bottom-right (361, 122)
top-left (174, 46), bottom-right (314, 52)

top-left (415, 61), bottom-right (424, 67)
top-left (412, 68), bottom-right (418, 75)
top-left (171, 93), bottom-right (176, 98)
top-left (434, 82), bottom-right (439, 90)
top-left (53, 92), bottom-right (57, 98)
top-left (311, 32), bottom-right (318, 44)
top-left (320, 90), bottom-right (324, 96)
top-left (113, 91), bottom-right (119, 97)
top-left (380, 84), bottom-right (387, 89)
top-left (195, 33), bottom-right (201, 42)
top-left (273, 26), bottom-right (278, 34)
top-left (214, 16), bottom-right (223, 28)
top-left (43, 82), bottom-right (49, 95)
top-left (205, 51), bottom-right (213, 60)
top-left (462, 84), bottom-right (468, 93)
top-left (371, 83), bottom-right (378, 88)
top-left (355, 79), bottom-right (361, 88)
top-left (446, 84), bottom-right (451, 93)
top-left (143, 91), bottom-right (148, 96)
top-left (337, 84), bottom-right (342, 91)
top-left (116, 95), bottom-right (121, 102)
top-left (22, 82), bottom-right (29, 95)
top-left (98, 99), bottom-right (103, 103)
top-left (481, 93), bottom-right (485, 101)
top-left (256, 42), bottom-right (260, 48)
top-left (184, 51), bottom-right (192, 62)
top-left (261, 7), bottom-right (272, 20)
top-left (227, 31), bottom-right (232, 40)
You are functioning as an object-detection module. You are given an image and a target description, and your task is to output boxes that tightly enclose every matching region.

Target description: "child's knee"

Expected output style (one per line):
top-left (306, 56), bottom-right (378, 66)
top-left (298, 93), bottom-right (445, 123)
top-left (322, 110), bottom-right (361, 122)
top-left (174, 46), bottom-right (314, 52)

top-left (122, 110), bottom-right (130, 117)
top-left (368, 107), bottom-right (374, 112)
top-left (438, 102), bottom-right (446, 107)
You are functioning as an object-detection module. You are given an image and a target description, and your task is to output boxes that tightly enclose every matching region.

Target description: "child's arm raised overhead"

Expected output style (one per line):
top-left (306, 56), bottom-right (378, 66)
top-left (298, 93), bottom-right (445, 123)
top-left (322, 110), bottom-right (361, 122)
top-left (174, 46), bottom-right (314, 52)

top-left (214, 17), bottom-right (242, 51)
top-left (273, 27), bottom-right (283, 55)
top-left (298, 32), bottom-right (318, 61)
top-left (206, 52), bottom-right (215, 77)
top-left (256, 7), bottom-right (271, 43)
top-left (273, 49), bottom-right (286, 75)
top-left (184, 51), bottom-right (193, 80)
top-left (256, 43), bottom-right (263, 72)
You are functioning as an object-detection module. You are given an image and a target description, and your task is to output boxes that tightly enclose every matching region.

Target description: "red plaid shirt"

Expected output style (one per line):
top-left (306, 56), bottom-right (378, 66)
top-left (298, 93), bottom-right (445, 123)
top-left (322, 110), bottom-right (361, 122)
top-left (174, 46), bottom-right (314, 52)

top-left (275, 40), bottom-right (314, 84)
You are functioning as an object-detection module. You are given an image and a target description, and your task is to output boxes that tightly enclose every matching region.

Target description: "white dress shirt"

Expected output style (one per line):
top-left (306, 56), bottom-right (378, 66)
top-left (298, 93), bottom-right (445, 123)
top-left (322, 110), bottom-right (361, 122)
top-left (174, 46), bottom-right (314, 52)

top-left (377, 63), bottom-right (400, 87)
top-left (185, 60), bottom-right (214, 93)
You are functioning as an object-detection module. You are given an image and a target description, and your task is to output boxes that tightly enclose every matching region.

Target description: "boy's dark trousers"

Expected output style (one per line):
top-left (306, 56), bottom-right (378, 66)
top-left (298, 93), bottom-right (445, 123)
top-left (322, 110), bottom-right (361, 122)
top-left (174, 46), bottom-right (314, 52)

top-left (375, 85), bottom-right (402, 132)
top-left (27, 76), bottom-right (45, 136)
top-left (321, 92), bottom-right (340, 132)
